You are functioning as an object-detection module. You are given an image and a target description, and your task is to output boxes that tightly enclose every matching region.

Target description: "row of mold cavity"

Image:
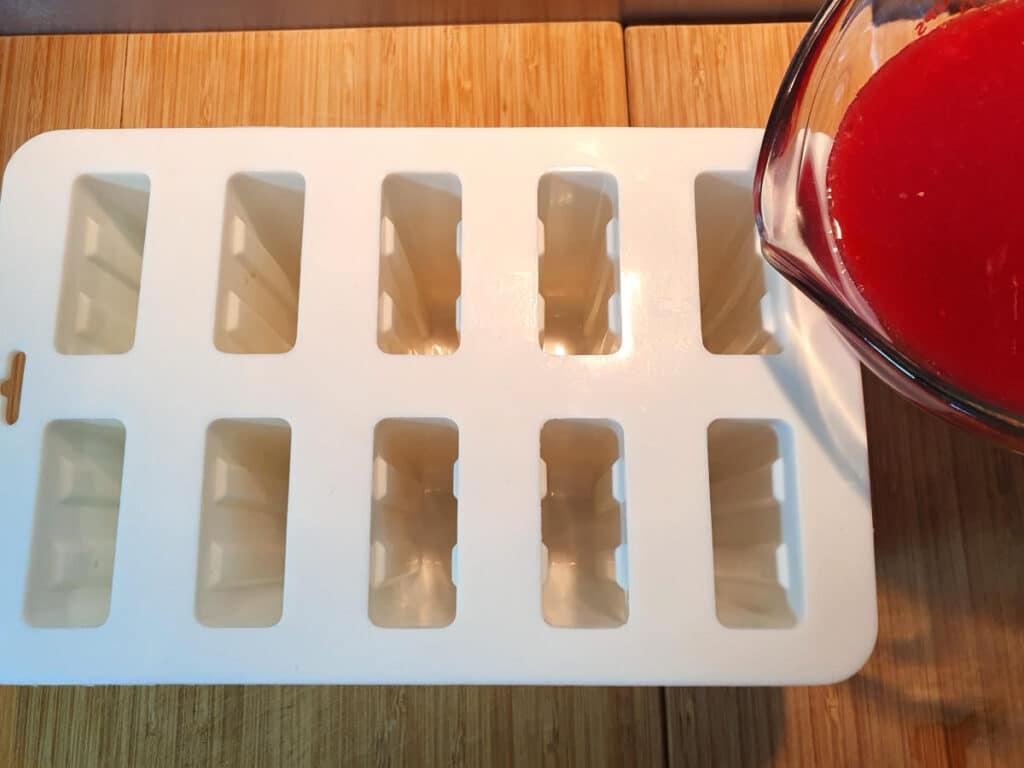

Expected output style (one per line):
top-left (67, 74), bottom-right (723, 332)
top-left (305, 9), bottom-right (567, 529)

top-left (24, 417), bottom-right (801, 632)
top-left (56, 170), bottom-right (781, 357)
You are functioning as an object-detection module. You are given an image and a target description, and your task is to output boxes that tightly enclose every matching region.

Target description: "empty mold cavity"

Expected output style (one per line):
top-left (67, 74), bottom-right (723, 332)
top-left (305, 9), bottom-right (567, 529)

top-left (377, 174), bottom-right (462, 354)
top-left (23, 420), bottom-right (126, 627)
top-left (695, 171), bottom-right (782, 354)
top-left (540, 419), bottom-right (627, 627)
top-left (707, 420), bottom-right (801, 629)
top-left (196, 419), bottom-right (292, 627)
top-left (55, 174), bottom-right (150, 354)
top-left (369, 418), bottom-right (458, 627)
top-left (538, 171), bottom-right (622, 355)
top-left (215, 173), bottom-right (305, 353)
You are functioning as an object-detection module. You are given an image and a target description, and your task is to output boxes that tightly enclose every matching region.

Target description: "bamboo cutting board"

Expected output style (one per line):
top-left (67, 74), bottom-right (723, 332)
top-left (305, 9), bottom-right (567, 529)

top-left (1, 18), bottom-right (1023, 767)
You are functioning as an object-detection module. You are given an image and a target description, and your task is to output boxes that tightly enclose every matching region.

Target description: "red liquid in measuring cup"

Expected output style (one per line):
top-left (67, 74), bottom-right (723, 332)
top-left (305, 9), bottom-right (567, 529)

top-left (827, 0), bottom-right (1024, 413)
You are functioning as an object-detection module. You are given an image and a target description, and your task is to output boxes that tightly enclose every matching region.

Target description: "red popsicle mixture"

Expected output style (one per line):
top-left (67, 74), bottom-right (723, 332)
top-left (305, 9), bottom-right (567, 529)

top-left (827, 0), bottom-right (1024, 413)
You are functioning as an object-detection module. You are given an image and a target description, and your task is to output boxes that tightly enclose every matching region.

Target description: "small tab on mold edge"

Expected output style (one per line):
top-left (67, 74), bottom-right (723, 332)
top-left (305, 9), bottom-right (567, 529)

top-left (1, 351), bottom-right (26, 426)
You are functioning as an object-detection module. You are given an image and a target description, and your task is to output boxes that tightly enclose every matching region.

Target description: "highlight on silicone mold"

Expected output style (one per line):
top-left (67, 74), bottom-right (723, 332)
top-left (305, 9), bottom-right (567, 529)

top-left (377, 174), bottom-right (462, 355)
top-left (195, 419), bottom-right (292, 627)
top-left (695, 171), bottom-right (783, 355)
top-left (538, 171), bottom-right (622, 356)
top-left (55, 174), bottom-right (151, 354)
top-left (214, 173), bottom-right (306, 354)
top-left (369, 418), bottom-right (459, 628)
top-left (540, 419), bottom-right (628, 628)
top-left (24, 419), bottom-right (126, 627)
top-left (707, 419), bottom-right (802, 629)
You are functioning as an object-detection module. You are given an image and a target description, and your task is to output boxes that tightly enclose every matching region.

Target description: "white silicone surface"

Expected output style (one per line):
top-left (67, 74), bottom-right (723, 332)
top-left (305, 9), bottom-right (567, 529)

top-left (0, 128), bottom-right (875, 684)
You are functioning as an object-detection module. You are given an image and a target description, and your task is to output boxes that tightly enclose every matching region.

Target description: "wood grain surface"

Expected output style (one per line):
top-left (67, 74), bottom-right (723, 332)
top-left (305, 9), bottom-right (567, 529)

top-left (0, 24), bottom-right (663, 768)
top-left (625, 22), bottom-right (807, 128)
top-left (7, 686), bottom-right (666, 767)
top-left (0, 35), bottom-right (127, 188)
top-left (627, 23), bottom-right (1024, 768)
top-left (121, 24), bottom-right (628, 127)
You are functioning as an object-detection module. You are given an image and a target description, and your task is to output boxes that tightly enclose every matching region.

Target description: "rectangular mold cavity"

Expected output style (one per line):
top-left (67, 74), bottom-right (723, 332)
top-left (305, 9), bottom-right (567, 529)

top-left (538, 171), bottom-right (622, 356)
top-left (55, 174), bottom-right (150, 354)
top-left (23, 420), bottom-right (126, 627)
top-left (707, 420), bottom-right (801, 629)
top-left (695, 171), bottom-right (782, 354)
top-left (195, 419), bottom-right (292, 627)
top-left (377, 173), bottom-right (462, 355)
top-left (215, 173), bottom-right (305, 353)
top-left (540, 419), bottom-right (628, 628)
top-left (369, 418), bottom-right (459, 628)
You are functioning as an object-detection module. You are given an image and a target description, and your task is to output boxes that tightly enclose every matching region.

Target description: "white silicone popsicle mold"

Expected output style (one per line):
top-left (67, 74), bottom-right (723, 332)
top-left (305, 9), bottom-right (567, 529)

top-left (0, 128), bottom-right (876, 685)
